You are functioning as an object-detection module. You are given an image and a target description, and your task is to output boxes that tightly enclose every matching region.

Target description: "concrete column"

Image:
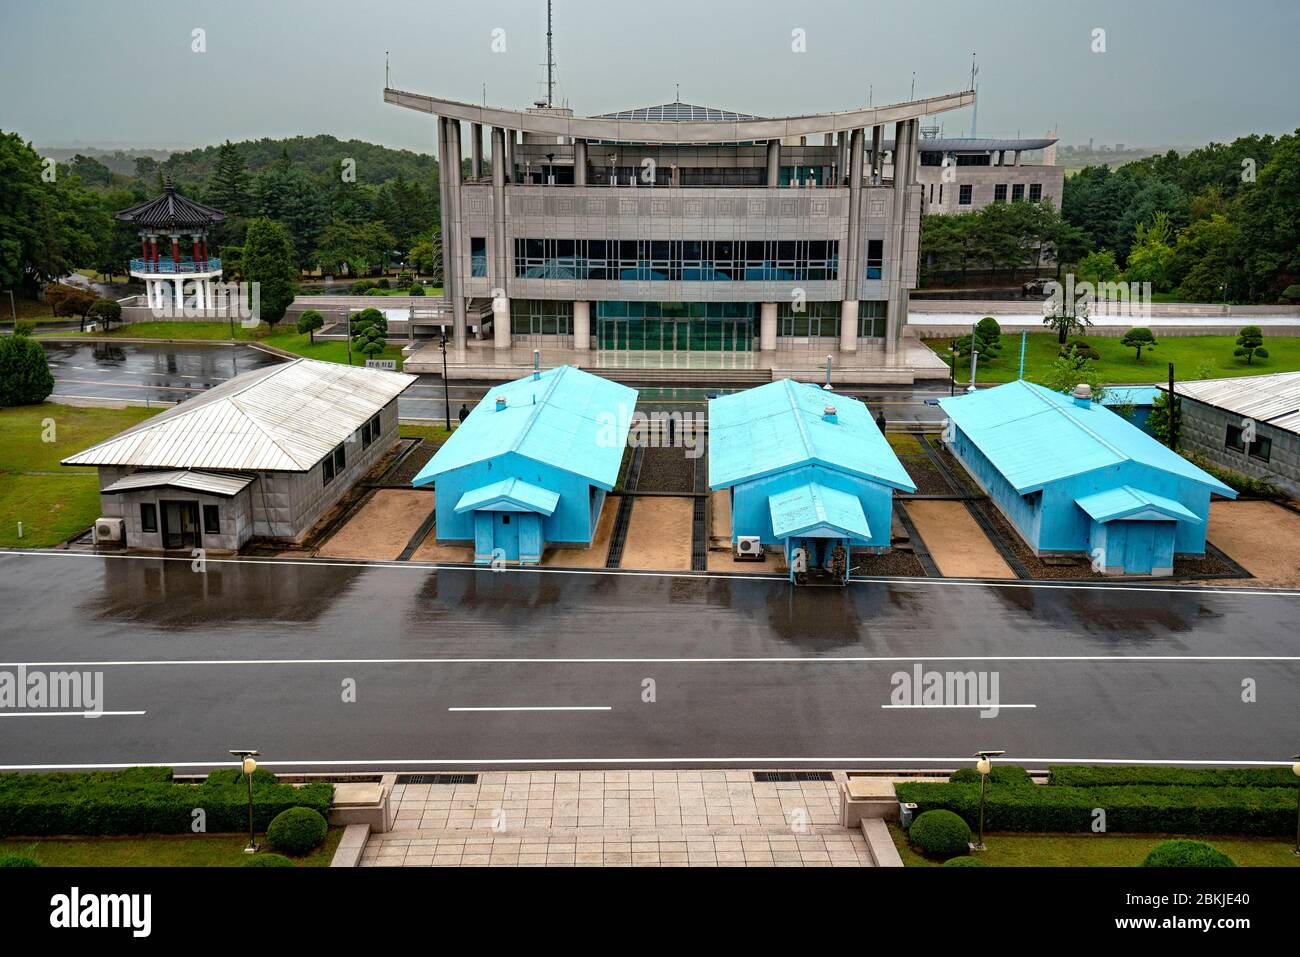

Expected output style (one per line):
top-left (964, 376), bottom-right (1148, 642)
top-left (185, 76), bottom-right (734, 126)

top-left (1013, 149), bottom-right (1022, 166)
top-left (885, 118), bottom-right (918, 356)
top-left (839, 299), bottom-right (859, 353)
top-left (574, 138), bottom-right (587, 186)
top-left (492, 294), bottom-right (511, 349)
top-left (471, 123), bottom-right (483, 179)
top-left (448, 120), bottom-right (470, 342)
top-left (504, 129), bottom-right (515, 184)
top-left (766, 139), bottom-right (780, 188)
top-left (871, 125), bottom-right (884, 182)
top-left (759, 301), bottom-right (778, 351)
top-left (573, 300), bottom-right (590, 351)
top-left (845, 128), bottom-right (865, 301)
top-left (491, 127), bottom-right (508, 297)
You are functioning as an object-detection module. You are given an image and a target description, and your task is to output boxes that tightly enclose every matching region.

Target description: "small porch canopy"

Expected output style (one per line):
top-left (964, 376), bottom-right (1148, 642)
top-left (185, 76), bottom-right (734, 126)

top-left (1075, 486), bottom-right (1201, 525)
top-left (768, 482), bottom-right (871, 541)
top-left (454, 477), bottom-right (560, 516)
top-left (100, 469), bottom-right (254, 498)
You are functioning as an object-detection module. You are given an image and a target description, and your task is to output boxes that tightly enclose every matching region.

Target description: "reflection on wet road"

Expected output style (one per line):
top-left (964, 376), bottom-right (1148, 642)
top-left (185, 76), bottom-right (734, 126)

top-left (0, 552), bottom-right (1295, 771)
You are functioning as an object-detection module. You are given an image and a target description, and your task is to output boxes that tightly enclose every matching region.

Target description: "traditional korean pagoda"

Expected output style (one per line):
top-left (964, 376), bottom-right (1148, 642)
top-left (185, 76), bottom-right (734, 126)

top-left (117, 178), bottom-right (225, 313)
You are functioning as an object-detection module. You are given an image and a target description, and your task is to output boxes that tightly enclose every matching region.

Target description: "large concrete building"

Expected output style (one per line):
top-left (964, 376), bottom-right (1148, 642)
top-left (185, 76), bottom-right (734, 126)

top-left (884, 135), bottom-right (1063, 215)
top-left (385, 84), bottom-right (975, 379)
top-left (63, 359), bottom-right (415, 552)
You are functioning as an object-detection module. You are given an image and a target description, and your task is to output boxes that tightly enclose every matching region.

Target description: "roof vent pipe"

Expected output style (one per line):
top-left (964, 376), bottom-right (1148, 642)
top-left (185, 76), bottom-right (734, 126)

top-left (823, 355), bottom-right (834, 391)
top-left (533, 349), bottom-right (541, 381)
top-left (823, 405), bottom-right (838, 423)
top-left (1071, 383), bottom-right (1093, 407)
top-left (495, 396), bottom-right (507, 411)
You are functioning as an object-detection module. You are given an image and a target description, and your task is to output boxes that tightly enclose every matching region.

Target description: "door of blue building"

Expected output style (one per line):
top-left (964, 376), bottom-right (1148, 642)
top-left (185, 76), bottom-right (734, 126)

top-left (493, 512), bottom-right (520, 560)
top-left (1122, 521), bottom-right (1157, 575)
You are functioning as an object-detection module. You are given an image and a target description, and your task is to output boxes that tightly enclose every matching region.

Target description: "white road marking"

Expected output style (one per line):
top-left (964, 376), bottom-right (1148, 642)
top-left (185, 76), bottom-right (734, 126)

top-left (3, 548), bottom-right (1297, 597)
top-left (447, 706), bottom-right (611, 712)
top-left (0, 710), bottom-right (146, 718)
top-left (2, 655), bottom-right (1296, 668)
top-left (0, 756), bottom-right (1290, 771)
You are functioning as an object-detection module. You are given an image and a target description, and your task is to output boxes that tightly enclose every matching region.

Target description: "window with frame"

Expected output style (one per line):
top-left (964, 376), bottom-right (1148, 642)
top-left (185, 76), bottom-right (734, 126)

top-left (470, 237), bottom-right (487, 277)
top-left (1029, 183), bottom-right (1043, 202)
top-left (140, 503), bottom-right (157, 533)
top-left (1011, 184), bottom-right (1025, 202)
top-left (864, 239), bottom-right (884, 280)
top-left (858, 300), bottom-right (887, 338)
top-left (323, 443), bottom-right (346, 486)
top-left (958, 184), bottom-right (973, 205)
top-left (202, 504), bottom-right (220, 535)
top-left (1225, 424), bottom-right (1272, 461)
top-left (993, 184), bottom-right (1008, 203)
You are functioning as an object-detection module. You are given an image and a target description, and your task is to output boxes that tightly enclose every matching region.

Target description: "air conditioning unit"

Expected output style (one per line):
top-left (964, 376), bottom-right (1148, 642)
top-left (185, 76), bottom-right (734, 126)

top-left (93, 517), bottom-right (125, 545)
top-left (734, 535), bottom-right (764, 561)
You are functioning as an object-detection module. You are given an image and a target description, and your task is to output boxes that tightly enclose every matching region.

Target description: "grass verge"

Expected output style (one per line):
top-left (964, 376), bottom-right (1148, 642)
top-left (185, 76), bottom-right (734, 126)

top-left (1, 828), bottom-right (343, 867)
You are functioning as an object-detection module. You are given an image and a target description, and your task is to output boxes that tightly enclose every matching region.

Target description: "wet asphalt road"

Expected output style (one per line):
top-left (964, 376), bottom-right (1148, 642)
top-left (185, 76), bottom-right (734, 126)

top-left (0, 552), bottom-right (1296, 772)
top-left (41, 341), bottom-right (950, 426)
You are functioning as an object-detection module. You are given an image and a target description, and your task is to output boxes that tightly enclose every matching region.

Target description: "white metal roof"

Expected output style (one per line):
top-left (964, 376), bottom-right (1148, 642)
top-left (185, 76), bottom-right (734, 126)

top-left (1158, 372), bottom-right (1300, 435)
top-left (63, 358), bottom-right (416, 472)
top-left (101, 469), bottom-right (256, 497)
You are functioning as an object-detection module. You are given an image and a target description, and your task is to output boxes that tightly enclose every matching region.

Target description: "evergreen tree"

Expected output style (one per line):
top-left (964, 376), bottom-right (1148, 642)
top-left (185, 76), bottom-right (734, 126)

top-left (208, 140), bottom-right (250, 216)
top-left (241, 218), bottom-right (298, 325)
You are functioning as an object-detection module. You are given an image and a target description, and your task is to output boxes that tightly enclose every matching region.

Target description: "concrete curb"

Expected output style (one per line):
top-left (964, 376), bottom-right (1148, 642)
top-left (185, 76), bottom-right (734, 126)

top-left (861, 819), bottom-right (905, 867)
top-left (330, 823), bottom-right (372, 867)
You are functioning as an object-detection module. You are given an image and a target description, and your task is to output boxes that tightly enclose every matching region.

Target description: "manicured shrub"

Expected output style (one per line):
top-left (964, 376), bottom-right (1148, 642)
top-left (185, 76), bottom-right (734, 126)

top-left (1141, 840), bottom-right (1235, 868)
top-left (364, 287), bottom-right (385, 296)
top-left (909, 809), bottom-right (971, 857)
top-left (1047, 765), bottom-right (1298, 789)
top-left (266, 807), bottom-right (328, 855)
top-left (243, 853), bottom-right (294, 867)
top-left (0, 854), bottom-right (41, 867)
top-left (408, 283), bottom-right (425, 296)
top-left (0, 767), bottom-right (332, 837)
top-left (376, 278), bottom-right (390, 289)
top-left (943, 856), bottom-right (986, 867)
top-left (0, 333), bottom-right (55, 406)
top-left (296, 308), bottom-right (324, 343)
top-left (896, 780), bottom-right (1297, 836)
top-left (350, 279), bottom-right (375, 295)
top-left (397, 271), bottom-right (413, 285)
top-left (949, 765), bottom-right (1033, 787)
top-left (86, 298), bottom-right (122, 330)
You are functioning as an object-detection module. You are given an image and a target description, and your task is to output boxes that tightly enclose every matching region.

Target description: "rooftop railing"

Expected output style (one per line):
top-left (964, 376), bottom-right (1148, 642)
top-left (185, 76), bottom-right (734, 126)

top-left (130, 257), bottom-right (222, 274)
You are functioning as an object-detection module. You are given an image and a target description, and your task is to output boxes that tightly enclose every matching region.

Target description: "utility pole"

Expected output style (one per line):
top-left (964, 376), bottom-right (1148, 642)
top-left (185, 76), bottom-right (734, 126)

top-left (1167, 362), bottom-right (1177, 450)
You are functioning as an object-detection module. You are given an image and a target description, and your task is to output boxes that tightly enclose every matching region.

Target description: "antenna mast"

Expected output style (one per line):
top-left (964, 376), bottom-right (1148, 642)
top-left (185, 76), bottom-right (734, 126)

top-left (546, 0), bottom-right (555, 107)
top-left (969, 53), bottom-right (980, 138)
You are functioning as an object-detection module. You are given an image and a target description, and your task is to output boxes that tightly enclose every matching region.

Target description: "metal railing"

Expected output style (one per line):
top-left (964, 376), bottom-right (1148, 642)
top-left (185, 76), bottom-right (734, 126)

top-left (129, 257), bottom-right (222, 274)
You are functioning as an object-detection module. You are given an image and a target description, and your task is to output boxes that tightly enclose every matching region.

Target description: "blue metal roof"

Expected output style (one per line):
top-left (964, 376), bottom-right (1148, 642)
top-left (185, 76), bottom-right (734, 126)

top-left (454, 478), bottom-right (560, 516)
top-left (768, 482), bottom-right (871, 540)
top-left (708, 379), bottom-right (916, 492)
top-left (413, 366), bottom-right (638, 490)
top-left (937, 380), bottom-right (1235, 496)
top-left (1075, 486), bottom-right (1201, 524)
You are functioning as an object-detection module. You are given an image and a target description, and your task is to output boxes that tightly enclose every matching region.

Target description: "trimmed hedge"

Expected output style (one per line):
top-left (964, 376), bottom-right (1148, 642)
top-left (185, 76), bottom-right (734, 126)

top-left (1142, 840), bottom-right (1235, 868)
top-left (266, 807), bottom-right (328, 855)
top-left (910, 809), bottom-right (971, 857)
top-left (895, 780), bottom-right (1296, 836)
top-left (243, 853), bottom-right (295, 867)
top-left (1047, 765), bottom-right (1298, 789)
top-left (944, 856), bottom-right (986, 867)
top-left (0, 768), bottom-right (333, 838)
top-left (949, 765), bottom-right (1033, 787)
top-left (0, 855), bottom-right (41, 867)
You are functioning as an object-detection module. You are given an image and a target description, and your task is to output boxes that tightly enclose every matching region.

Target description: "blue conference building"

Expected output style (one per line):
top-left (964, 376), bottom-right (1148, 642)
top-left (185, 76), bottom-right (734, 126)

top-left (938, 380), bottom-right (1236, 576)
top-left (412, 365), bottom-right (636, 564)
top-left (709, 379), bottom-right (916, 583)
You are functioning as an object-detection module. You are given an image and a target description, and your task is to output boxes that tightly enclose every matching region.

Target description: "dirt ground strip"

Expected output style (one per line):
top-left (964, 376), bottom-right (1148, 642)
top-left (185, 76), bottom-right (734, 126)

top-left (1204, 500), bottom-right (1300, 587)
top-left (621, 497), bottom-right (695, 570)
top-left (316, 489), bottom-right (436, 561)
top-left (902, 500), bottom-right (1017, 579)
top-left (542, 498), bottom-right (618, 567)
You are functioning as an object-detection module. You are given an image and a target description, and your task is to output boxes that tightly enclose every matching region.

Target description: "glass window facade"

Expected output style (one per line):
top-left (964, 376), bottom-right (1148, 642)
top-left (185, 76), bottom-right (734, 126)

top-left (470, 237), bottom-right (487, 277)
top-left (596, 301), bottom-right (754, 352)
top-left (959, 184), bottom-right (973, 205)
top-left (858, 300), bottom-right (886, 338)
top-left (864, 239), bottom-right (884, 280)
top-left (778, 301), bottom-right (840, 338)
top-left (511, 299), bottom-right (573, 335)
top-left (514, 238), bottom-right (838, 282)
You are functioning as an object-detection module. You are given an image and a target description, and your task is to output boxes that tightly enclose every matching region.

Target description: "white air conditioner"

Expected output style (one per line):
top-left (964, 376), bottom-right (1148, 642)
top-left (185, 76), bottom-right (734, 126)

top-left (734, 535), bottom-right (764, 561)
top-left (93, 517), bottom-right (125, 544)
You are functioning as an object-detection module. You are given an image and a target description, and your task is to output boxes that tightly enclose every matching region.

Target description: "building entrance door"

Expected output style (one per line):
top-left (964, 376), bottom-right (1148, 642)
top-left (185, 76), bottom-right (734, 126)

top-left (160, 500), bottom-right (201, 550)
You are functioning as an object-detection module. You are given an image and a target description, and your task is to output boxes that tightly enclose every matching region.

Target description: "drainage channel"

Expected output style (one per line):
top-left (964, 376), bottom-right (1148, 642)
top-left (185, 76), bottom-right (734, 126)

top-left (605, 445), bottom-right (645, 569)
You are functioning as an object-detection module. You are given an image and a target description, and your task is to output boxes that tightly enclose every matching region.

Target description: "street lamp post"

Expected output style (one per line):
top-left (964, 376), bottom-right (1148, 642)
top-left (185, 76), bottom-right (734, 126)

top-left (972, 749), bottom-right (1005, 851)
top-left (440, 331), bottom-right (451, 431)
top-left (229, 749), bottom-right (260, 853)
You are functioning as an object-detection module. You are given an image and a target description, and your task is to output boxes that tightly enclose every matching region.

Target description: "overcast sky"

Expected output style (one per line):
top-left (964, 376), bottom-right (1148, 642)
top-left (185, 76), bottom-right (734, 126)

top-left (2, 0), bottom-right (1296, 153)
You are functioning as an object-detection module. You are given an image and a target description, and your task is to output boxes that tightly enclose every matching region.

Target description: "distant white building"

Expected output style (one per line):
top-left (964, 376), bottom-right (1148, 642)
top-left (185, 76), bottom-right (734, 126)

top-left (884, 136), bottom-right (1064, 215)
top-left (63, 359), bottom-right (416, 551)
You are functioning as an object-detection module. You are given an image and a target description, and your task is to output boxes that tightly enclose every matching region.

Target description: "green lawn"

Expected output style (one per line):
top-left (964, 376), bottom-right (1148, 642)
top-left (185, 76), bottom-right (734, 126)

top-left (925, 332), bottom-right (1300, 385)
top-left (889, 824), bottom-right (1300, 867)
top-left (38, 321), bottom-right (407, 369)
top-left (0, 827), bottom-right (343, 867)
top-left (400, 424), bottom-right (456, 445)
top-left (0, 403), bottom-right (160, 547)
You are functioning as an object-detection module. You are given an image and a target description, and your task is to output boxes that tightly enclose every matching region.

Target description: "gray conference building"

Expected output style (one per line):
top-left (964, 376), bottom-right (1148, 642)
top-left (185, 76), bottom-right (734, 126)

top-left (385, 85), bottom-right (975, 377)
